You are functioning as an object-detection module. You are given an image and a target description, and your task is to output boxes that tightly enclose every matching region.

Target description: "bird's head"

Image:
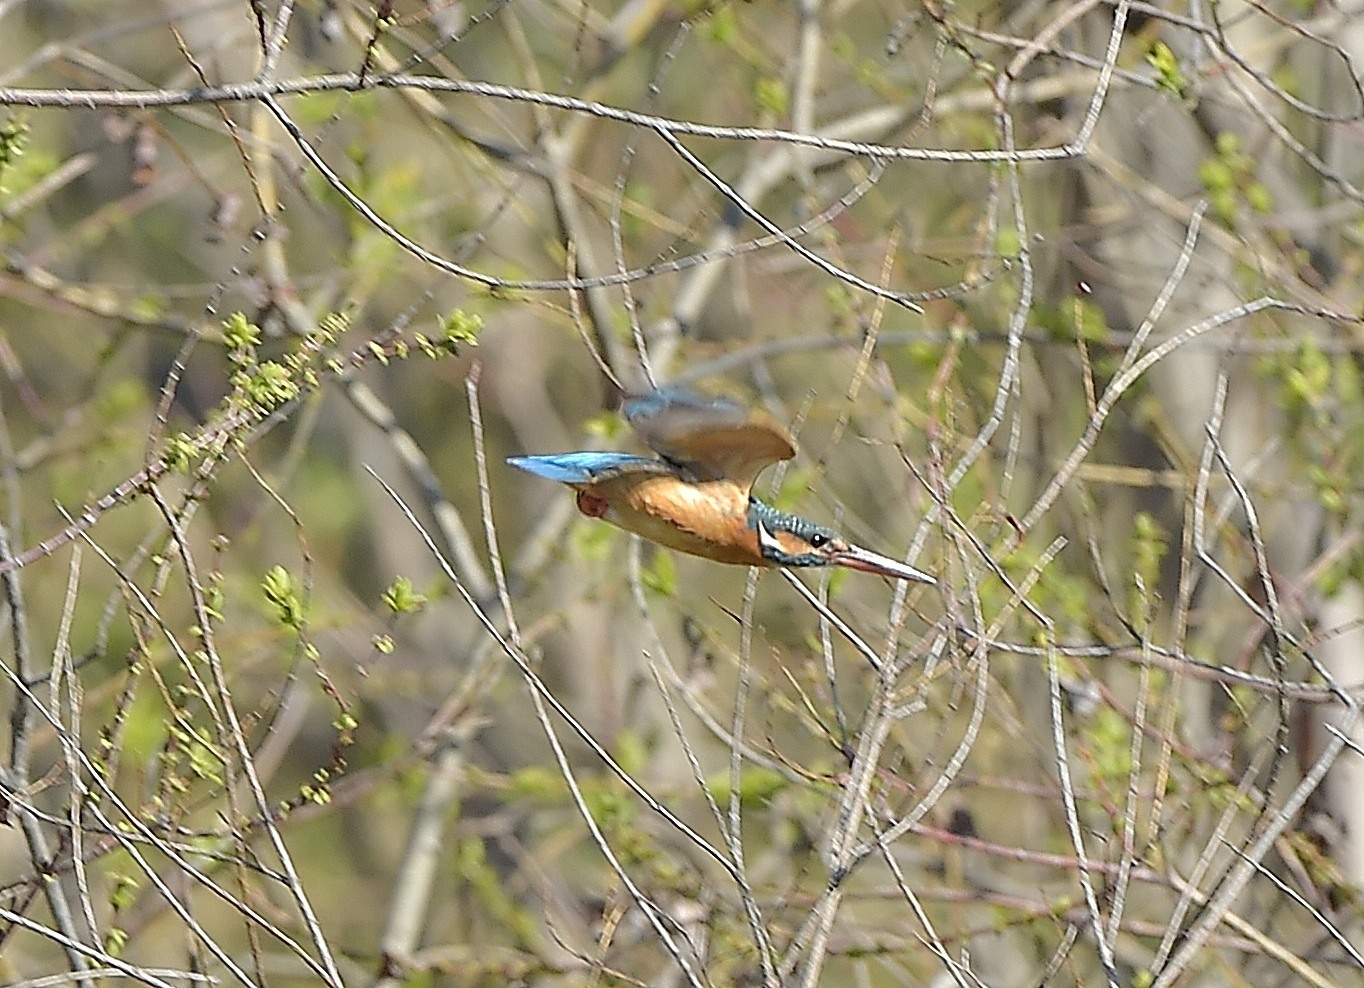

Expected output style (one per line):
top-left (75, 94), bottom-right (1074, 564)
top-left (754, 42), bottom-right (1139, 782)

top-left (746, 499), bottom-right (934, 584)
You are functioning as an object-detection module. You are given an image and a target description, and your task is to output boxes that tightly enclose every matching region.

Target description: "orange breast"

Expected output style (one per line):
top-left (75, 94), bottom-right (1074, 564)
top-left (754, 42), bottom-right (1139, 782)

top-left (589, 475), bottom-right (768, 566)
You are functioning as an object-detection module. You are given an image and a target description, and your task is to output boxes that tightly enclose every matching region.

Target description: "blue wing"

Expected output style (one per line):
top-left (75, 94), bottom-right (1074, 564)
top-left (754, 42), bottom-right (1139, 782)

top-left (622, 386), bottom-right (796, 487)
top-left (507, 452), bottom-right (673, 485)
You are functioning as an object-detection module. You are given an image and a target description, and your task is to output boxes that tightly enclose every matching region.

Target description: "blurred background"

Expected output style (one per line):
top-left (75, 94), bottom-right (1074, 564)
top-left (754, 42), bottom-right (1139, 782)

top-left (0, 1), bottom-right (1362, 985)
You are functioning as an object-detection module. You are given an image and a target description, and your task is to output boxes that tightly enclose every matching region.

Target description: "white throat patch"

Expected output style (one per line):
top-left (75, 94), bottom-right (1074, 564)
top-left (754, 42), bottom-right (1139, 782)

top-left (755, 519), bottom-right (785, 558)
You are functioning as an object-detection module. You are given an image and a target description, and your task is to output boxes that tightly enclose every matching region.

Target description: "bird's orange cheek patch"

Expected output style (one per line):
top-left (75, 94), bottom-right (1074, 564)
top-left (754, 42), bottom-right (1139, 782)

top-left (576, 489), bottom-right (610, 518)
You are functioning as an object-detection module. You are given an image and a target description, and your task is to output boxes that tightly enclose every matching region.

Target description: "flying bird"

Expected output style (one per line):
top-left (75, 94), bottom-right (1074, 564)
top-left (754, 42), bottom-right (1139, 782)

top-left (508, 387), bottom-right (934, 584)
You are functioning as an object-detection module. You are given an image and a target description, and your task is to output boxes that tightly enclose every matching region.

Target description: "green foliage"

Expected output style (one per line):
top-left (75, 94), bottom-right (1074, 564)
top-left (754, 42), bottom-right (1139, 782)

top-left (1205, 772), bottom-right (1254, 814)
top-left (853, 52), bottom-right (887, 89)
top-left (755, 77), bottom-right (789, 116)
top-left (103, 927), bottom-right (129, 957)
top-left (1146, 42), bottom-right (1189, 100)
top-left (223, 311), bottom-right (262, 353)
top-left (1129, 511), bottom-right (1168, 620)
top-left (1002, 539), bottom-right (1092, 630)
top-left (366, 339), bottom-right (393, 366)
top-left (456, 837), bottom-right (538, 947)
top-left (1317, 544), bottom-right (1364, 597)
top-left (239, 360), bottom-right (299, 410)
top-left (412, 310), bottom-right (481, 357)
top-left (95, 377), bottom-right (147, 422)
top-left (300, 768), bottom-right (334, 805)
top-left (1037, 297), bottom-right (1112, 345)
top-left (706, 765), bottom-right (787, 805)
top-left (293, 90), bottom-right (351, 128)
top-left (1045, 567), bottom-right (1094, 630)
top-left (129, 293), bottom-right (167, 321)
top-left (830, 31), bottom-right (856, 62)
top-left (107, 871), bottom-right (139, 911)
top-left (824, 282), bottom-right (855, 320)
top-left (1281, 336), bottom-right (1331, 424)
top-left (0, 114), bottom-right (29, 193)
top-left (224, 312), bottom-right (300, 412)
top-left (993, 226), bottom-right (1021, 258)
top-left (619, 176), bottom-right (657, 241)
top-left (1082, 707), bottom-right (1132, 785)
top-left (613, 729), bottom-right (650, 777)
top-left (507, 764), bottom-right (564, 801)
top-left (168, 723), bottom-right (225, 787)
top-left (824, 565), bottom-right (850, 598)
top-left (316, 309), bottom-right (349, 345)
top-left (441, 309), bottom-right (483, 348)
top-left (1199, 132), bottom-right (1273, 223)
top-left (707, 5), bottom-right (738, 44)
top-left (770, 465), bottom-right (816, 514)
top-left (1282, 828), bottom-right (1356, 907)
top-left (382, 575), bottom-right (428, 614)
top-left (584, 408), bottom-right (627, 441)
top-left (641, 548), bottom-right (677, 596)
top-left (117, 689), bottom-right (168, 766)
top-left (348, 162), bottom-right (423, 283)
top-left (906, 339), bottom-right (942, 371)
top-left (1307, 462), bottom-right (1345, 516)
top-left (261, 565), bottom-right (305, 629)
top-left (162, 433), bottom-right (199, 473)
top-left (572, 514), bottom-right (615, 562)
top-left (201, 577), bottom-right (225, 623)
top-left (583, 781), bottom-right (635, 830)
top-left (1260, 337), bottom-right (1364, 523)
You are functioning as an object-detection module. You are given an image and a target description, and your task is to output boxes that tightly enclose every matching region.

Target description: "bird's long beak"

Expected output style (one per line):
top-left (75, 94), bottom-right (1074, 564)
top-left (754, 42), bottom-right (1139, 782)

top-left (831, 543), bottom-right (936, 585)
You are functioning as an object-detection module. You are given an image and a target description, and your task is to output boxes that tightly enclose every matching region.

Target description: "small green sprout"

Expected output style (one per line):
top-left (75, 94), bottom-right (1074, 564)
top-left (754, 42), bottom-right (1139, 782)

top-left (262, 565), bottom-right (305, 629)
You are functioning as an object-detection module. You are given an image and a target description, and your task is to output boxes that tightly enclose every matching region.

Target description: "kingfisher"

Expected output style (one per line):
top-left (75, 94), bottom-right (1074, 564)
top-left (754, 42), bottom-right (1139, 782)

top-left (508, 387), bottom-right (935, 584)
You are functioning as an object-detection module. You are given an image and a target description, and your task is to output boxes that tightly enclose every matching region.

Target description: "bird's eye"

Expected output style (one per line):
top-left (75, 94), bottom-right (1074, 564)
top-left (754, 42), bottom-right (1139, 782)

top-left (809, 533), bottom-right (829, 548)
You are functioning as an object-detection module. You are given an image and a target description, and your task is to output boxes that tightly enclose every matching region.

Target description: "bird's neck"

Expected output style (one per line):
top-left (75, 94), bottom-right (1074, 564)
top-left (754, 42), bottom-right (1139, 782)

top-left (746, 497), bottom-right (811, 537)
